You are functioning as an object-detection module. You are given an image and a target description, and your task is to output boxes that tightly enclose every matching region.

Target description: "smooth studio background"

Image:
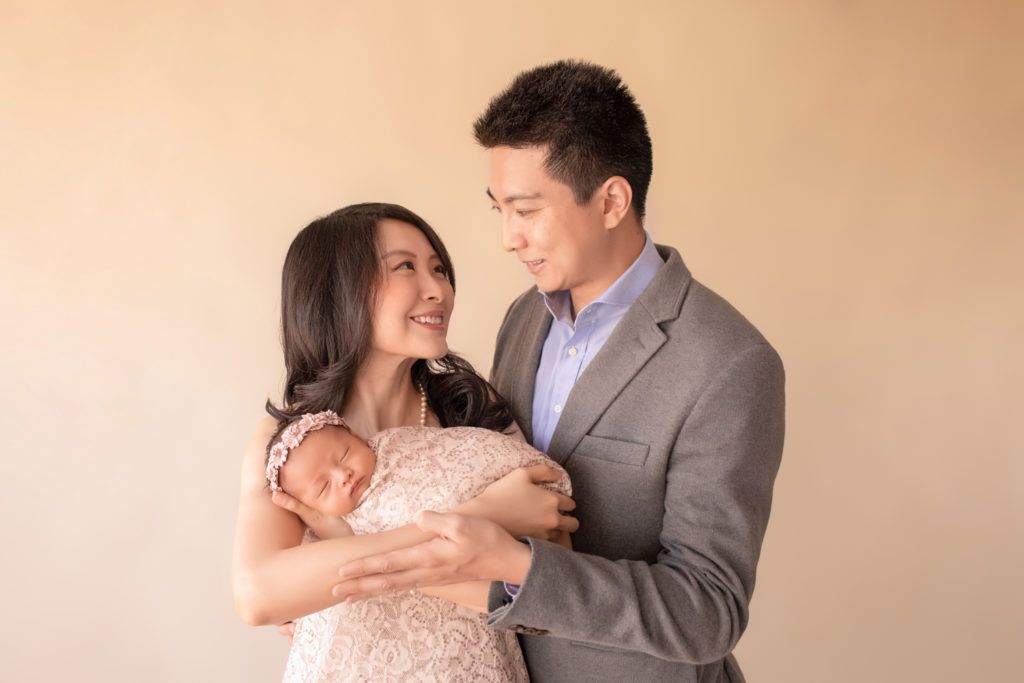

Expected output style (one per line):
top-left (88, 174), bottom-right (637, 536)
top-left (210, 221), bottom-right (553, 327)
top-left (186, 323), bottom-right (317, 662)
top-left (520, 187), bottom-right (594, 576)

top-left (2, 2), bottom-right (1021, 681)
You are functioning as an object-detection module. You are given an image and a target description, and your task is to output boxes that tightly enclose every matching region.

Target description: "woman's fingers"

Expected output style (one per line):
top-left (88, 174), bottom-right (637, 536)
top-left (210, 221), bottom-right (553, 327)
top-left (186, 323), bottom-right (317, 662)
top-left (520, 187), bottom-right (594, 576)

top-left (522, 463), bottom-right (561, 484)
top-left (272, 490), bottom-right (318, 520)
top-left (271, 490), bottom-right (300, 513)
top-left (414, 509), bottom-right (464, 539)
top-left (555, 492), bottom-right (577, 512)
top-left (276, 621), bottom-right (296, 645)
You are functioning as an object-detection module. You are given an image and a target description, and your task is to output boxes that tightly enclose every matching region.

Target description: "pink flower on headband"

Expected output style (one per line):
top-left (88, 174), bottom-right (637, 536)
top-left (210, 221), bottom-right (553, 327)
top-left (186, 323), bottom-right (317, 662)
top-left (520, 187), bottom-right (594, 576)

top-left (266, 411), bottom-right (348, 492)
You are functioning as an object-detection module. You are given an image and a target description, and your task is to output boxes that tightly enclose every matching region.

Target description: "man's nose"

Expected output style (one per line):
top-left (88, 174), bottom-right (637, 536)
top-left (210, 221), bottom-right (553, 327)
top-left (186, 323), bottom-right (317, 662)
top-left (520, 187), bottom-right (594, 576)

top-left (501, 217), bottom-right (525, 252)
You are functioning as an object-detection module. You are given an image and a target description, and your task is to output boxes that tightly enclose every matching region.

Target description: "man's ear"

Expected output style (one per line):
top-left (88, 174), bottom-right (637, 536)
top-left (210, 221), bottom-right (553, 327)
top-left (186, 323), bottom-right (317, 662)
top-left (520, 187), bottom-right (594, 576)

top-left (599, 176), bottom-right (633, 229)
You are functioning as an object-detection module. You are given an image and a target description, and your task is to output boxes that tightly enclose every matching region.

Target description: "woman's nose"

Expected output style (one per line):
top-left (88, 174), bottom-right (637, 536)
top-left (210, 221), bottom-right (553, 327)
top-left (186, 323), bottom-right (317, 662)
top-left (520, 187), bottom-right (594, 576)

top-left (420, 273), bottom-right (445, 302)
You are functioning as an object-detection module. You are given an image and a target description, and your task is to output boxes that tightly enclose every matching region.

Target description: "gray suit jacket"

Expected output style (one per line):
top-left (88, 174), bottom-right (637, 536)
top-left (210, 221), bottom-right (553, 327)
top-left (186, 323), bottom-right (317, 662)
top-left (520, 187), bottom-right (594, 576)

top-left (486, 245), bottom-right (785, 682)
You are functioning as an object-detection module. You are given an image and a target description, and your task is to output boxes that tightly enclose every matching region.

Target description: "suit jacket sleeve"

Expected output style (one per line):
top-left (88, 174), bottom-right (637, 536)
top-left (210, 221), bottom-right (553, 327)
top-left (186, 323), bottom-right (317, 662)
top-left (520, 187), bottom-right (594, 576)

top-left (487, 332), bottom-right (785, 664)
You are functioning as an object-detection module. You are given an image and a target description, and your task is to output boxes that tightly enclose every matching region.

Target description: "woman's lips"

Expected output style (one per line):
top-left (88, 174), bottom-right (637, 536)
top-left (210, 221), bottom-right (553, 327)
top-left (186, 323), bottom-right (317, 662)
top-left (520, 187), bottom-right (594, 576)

top-left (411, 312), bottom-right (445, 330)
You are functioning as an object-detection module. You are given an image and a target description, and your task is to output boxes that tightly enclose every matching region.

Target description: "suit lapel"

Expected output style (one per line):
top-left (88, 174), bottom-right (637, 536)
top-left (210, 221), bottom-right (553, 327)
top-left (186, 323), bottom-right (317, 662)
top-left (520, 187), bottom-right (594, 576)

top-left (546, 246), bottom-right (691, 462)
top-left (508, 292), bottom-right (551, 446)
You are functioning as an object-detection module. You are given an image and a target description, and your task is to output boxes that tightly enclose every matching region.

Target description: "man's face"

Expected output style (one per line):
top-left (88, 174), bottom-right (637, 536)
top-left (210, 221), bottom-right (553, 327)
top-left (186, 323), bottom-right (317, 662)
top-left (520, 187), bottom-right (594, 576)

top-left (487, 145), bottom-right (612, 309)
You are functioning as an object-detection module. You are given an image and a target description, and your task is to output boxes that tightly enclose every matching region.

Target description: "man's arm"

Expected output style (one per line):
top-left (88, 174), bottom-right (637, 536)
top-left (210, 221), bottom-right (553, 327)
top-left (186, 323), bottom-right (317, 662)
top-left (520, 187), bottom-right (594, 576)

top-left (496, 342), bottom-right (784, 660)
top-left (334, 343), bottom-right (784, 663)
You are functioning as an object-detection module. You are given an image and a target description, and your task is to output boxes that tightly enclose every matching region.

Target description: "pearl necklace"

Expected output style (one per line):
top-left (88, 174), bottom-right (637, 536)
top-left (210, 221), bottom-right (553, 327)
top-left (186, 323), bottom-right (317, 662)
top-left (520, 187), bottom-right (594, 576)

top-left (418, 383), bottom-right (427, 426)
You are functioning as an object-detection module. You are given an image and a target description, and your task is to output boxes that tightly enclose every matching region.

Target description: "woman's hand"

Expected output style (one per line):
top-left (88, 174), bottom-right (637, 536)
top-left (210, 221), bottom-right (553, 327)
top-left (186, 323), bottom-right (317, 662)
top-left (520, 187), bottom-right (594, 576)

top-left (460, 464), bottom-right (578, 540)
top-left (271, 490), bottom-right (354, 539)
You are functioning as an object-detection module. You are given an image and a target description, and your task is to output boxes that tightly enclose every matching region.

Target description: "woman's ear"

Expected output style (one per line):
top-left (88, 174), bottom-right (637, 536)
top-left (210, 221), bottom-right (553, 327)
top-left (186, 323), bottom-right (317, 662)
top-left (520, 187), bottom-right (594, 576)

top-left (599, 176), bottom-right (633, 229)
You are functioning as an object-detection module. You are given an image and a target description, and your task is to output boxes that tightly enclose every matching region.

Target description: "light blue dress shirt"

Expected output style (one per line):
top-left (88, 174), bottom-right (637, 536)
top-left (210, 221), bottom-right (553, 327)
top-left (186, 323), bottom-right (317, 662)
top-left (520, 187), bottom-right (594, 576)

top-left (531, 234), bottom-right (664, 452)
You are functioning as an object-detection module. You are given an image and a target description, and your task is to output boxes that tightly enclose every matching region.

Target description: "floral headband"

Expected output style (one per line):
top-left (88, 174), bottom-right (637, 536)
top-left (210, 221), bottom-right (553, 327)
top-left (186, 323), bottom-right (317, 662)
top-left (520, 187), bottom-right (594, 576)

top-left (266, 411), bottom-right (348, 491)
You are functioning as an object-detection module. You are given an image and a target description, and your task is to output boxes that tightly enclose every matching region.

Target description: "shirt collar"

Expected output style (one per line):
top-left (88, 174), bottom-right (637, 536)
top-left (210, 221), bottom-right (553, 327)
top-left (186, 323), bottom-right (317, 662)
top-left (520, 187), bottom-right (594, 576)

top-left (541, 232), bottom-right (664, 325)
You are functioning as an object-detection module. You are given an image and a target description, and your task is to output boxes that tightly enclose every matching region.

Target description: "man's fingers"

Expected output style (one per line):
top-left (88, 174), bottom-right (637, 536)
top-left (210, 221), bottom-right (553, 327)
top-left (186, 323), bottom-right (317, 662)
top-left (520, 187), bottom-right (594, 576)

top-left (339, 543), bottom-right (432, 578)
top-left (332, 568), bottom-right (428, 600)
top-left (338, 555), bottom-right (392, 579)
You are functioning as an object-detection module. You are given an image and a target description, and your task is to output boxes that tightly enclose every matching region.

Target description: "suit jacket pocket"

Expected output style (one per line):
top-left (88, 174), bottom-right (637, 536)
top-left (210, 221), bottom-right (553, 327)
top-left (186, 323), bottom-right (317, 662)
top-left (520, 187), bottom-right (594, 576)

top-left (574, 434), bottom-right (650, 468)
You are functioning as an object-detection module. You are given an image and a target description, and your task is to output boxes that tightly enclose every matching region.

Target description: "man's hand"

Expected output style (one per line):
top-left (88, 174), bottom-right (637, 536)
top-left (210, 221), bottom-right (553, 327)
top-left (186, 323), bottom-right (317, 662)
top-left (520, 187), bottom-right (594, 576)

top-left (271, 490), bottom-right (354, 540)
top-left (331, 510), bottom-right (532, 602)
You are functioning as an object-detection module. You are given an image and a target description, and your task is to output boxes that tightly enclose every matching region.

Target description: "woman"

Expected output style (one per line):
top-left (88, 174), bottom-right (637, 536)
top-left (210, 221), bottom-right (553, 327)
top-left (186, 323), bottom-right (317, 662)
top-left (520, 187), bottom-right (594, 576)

top-left (232, 203), bottom-right (575, 679)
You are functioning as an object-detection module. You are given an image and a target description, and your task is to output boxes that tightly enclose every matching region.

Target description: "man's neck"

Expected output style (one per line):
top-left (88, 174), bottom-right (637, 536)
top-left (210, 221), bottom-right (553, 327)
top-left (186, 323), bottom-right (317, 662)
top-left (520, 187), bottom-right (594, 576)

top-left (569, 225), bottom-right (646, 318)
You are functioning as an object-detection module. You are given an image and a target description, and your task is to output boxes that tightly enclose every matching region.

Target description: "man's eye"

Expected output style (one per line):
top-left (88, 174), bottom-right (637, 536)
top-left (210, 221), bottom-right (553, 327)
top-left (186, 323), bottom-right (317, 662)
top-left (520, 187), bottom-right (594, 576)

top-left (490, 205), bottom-right (501, 213)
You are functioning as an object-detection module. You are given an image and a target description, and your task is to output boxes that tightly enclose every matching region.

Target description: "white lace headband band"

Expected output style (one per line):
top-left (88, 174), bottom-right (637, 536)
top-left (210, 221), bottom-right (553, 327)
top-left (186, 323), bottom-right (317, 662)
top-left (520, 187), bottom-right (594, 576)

top-left (266, 411), bottom-right (348, 491)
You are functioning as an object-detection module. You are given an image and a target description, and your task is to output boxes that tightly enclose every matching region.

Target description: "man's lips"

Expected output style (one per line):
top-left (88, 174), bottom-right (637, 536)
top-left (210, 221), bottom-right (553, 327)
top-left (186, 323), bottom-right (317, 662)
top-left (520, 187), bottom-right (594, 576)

top-left (521, 258), bottom-right (545, 274)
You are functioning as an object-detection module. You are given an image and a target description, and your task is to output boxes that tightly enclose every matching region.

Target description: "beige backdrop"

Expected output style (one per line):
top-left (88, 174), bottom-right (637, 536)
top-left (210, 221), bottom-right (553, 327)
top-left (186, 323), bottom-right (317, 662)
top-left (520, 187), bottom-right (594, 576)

top-left (2, 1), bottom-right (1021, 681)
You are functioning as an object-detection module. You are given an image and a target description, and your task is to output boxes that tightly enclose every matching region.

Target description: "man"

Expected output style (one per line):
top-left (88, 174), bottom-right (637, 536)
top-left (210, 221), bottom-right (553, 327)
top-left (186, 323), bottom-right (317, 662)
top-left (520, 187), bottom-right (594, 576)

top-left (335, 60), bottom-right (785, 682)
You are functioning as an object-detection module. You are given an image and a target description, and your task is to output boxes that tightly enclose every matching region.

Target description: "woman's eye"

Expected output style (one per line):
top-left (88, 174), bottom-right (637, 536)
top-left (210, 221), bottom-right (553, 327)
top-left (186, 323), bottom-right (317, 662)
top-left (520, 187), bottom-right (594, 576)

top-left (516, 210), bottom-right (534, 217)
top-left (395, 261), bottom-right (414, 270)
top-left (490, 205), bottom-right (501, 213)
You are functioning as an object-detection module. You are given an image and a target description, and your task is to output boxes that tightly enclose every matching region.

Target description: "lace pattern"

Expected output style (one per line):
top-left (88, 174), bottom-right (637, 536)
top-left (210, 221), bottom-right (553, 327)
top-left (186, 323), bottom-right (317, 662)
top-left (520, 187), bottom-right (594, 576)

top-left (282, 426), bottom-right (571, 682)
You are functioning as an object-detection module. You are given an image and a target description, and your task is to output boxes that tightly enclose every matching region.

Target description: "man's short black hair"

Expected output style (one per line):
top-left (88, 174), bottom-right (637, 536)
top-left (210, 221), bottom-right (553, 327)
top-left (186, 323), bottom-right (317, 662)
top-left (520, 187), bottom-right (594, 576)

top-left (474, 59), bottom-right (653, 221)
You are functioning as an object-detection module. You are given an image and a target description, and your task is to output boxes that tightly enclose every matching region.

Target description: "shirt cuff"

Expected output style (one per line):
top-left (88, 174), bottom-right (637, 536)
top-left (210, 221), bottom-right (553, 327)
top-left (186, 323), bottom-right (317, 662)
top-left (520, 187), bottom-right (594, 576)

top-left (502, 582), bottom-right (521, 604)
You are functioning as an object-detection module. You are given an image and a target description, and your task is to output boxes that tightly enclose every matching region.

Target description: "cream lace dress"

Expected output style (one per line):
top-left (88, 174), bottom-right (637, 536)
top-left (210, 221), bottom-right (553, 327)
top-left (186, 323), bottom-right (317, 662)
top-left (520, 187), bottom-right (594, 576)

top-left (282, 425), bottom-right (571, 683)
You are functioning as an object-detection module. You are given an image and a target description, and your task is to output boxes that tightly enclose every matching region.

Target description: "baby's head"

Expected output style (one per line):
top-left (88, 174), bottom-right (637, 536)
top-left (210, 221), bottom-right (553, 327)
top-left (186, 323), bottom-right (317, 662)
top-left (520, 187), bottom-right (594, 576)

top-left (266, 411), bottom-right (376, 517)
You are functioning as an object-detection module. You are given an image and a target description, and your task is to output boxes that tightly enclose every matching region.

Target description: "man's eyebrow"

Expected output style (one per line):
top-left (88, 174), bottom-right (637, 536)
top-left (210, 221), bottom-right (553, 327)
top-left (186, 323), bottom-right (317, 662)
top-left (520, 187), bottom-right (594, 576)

top-left (485, 188), bottom-right (542, 203)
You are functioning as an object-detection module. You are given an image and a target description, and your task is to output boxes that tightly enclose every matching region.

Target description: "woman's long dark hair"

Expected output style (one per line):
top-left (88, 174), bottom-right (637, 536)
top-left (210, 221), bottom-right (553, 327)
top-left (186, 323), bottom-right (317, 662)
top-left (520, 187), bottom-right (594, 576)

top-left (265, 202), bottom-right (513, 433)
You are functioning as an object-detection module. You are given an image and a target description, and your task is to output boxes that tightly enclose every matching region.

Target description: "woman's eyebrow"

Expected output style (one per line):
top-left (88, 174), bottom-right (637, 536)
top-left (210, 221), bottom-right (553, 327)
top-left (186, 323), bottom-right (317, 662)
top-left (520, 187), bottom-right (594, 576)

top-left (382, 249), bottom-right (416, 258)
top-left (382, 249), bottom-right (439, 260)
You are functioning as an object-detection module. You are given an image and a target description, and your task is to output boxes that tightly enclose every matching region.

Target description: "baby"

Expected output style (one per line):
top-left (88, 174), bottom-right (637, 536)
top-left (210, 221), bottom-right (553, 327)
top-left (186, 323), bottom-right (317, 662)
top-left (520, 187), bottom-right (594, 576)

top-left (265, 411), bottom-right (570, 531)
top-left (264, 410), bottom-right (571, 682)
top-left (266, 411), bottom-right (375, 535)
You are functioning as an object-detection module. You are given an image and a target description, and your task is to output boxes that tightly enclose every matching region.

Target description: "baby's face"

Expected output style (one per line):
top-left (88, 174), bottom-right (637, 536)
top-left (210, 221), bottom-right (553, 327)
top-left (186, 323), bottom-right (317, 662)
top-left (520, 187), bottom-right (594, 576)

top-left (278, 426), bottom-right (375, 516)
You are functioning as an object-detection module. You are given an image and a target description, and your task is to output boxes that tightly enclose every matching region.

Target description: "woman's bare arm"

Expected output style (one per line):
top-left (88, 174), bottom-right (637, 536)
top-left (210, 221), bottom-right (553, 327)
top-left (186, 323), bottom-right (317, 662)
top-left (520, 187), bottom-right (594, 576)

top-left (232, 417), bottom-right (437, 625)
top-left (417, 581), bottom-right (491, 612)
top-left (232, 417), bottom-right (574, 625)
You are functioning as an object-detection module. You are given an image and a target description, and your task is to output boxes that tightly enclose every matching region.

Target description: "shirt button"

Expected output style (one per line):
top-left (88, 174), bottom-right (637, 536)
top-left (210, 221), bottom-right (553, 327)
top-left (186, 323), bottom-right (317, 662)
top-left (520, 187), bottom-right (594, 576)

top-left (567, 347), bottom-right (578, 357)
top-left (554, 405), bottom-right (563, 414)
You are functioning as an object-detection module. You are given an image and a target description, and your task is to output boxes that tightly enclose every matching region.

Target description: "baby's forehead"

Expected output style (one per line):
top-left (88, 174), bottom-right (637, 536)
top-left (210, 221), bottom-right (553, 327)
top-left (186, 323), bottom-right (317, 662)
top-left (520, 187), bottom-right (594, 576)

top-left (290, 424), bottom-right (362, 457)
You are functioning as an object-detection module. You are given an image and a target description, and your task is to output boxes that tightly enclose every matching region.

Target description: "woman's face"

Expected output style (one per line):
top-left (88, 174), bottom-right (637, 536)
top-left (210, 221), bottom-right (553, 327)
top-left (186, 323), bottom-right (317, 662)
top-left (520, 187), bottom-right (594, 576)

top-left (368, 219), bottom-right (455, 363)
